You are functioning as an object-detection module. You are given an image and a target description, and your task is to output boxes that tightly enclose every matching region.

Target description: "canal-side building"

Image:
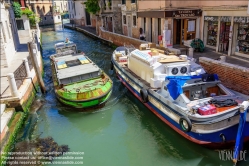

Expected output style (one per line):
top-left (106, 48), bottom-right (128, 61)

top-left (96, 0), bottom-right (122, 34)
top-left (25, 0), bottom-right (62, 26)
top-left (201, 2), bottom-right (249, 57)
top-left (0, 0), bottom-right (19, 67)
top-left (134, 0), bottom-right (249, 58)
top-left (121, 0), bottom-right (139, 38)
top-left (73, 0), bottom-right (87, 26)
top-left (136, 1), bottom-right (202, 47)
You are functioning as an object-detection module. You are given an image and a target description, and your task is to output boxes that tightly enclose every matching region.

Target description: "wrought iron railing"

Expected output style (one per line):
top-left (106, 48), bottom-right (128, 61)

top-left (13, 62), bottom-right (27, 89)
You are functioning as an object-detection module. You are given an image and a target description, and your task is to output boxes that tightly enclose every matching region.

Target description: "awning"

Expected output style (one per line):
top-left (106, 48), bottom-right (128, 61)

top-left (137, 9), bottom-right (202, 18)
top-left (137, 11), bottom-right (165, 18)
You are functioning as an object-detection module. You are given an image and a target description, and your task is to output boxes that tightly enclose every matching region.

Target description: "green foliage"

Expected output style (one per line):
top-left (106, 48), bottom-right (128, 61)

top-left (83, 0), bottom-right (100, 14)
top-left (12, 2), bottom-right (22, 18)
top-left (21, 8), bottom-right (40, 27)
top-left (190, 38), bottom-right (205, 52)
top-left (21, 8), bottom-right (33, 17)
top-left (108, 1), bottom-right (112, 8)
top-left (0, 112), bottom-right (26, 165)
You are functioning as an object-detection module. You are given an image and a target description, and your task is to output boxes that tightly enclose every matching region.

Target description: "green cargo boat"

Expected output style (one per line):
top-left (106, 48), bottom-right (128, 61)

top-left (50, 42), bottom-right (113, 109)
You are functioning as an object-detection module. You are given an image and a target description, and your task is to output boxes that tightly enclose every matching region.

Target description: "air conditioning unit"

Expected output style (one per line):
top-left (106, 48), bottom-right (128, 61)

top-left (165, 62), bottom-right (190, 76)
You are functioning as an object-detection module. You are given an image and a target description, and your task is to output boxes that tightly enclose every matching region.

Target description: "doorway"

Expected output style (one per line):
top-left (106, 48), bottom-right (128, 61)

top-left (85, 11), bottom-right (91, 25)
top-left (127, 15), bottom-right (132, 37)
top-left (173, 19), bottom-right (182, 45)
top-left (218, 22), bottom-right (230, 54)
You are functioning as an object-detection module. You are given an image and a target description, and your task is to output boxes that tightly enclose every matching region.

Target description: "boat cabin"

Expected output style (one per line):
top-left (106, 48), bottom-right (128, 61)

top-left (53, 54), bottom-right (101, 85)
top-left (55, 43), bottom-right (77, 55)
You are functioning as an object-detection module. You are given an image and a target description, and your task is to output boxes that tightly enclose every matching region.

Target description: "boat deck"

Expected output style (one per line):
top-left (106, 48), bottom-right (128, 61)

top-left (61, 76), bottom-right (110, 93)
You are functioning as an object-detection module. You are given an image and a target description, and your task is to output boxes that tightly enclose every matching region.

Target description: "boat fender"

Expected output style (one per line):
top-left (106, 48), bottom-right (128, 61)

top-left (140, 88), bottom-right (148, 103)
top-left (179, 116), bottom-right (192, 132)
top-left (219, 133), bottom-right (226, 142)
top-left (110, 61), bottom-right (114, 70)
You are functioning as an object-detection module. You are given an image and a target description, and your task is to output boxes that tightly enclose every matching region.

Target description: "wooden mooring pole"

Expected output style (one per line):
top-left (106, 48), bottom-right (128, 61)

top-left (28, 42), bottom-right (46, 94)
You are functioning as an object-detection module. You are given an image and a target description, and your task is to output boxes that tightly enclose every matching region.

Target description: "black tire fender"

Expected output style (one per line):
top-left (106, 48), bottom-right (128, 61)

top-left (140, 88), bottom-right (148, 103)
top-left (179, 116), bottom-right (192, 132)
top-left (110, 61), bottom-right (114, 70)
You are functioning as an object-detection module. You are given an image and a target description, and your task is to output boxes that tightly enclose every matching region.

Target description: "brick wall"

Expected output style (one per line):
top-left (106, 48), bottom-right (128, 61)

top-left (199, 57), bottom-right (249, 95)
top-left (91, 18), bottom-right (96, 27)
top-left (96, 17), bottom-right (102, 36)
top-left (99, 27), bottom-right (146, 48)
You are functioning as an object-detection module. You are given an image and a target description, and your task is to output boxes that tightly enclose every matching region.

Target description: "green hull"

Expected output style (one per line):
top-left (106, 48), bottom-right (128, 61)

top-left (56, 89), bottom-right (112, 108)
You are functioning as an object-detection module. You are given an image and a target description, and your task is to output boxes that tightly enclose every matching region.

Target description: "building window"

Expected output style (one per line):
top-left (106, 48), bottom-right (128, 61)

top-left (43, 6), bottom-right (45, 13)
top-left (58, 16), bottom-right (60, 19)
top-left (158, 18), bottom-right (161, 35)
top-left (51, 16), bottom-right (53, 19)
top-left (37, 6), bottom-right (40, 14)
top-left (131, 0), bottom-right (136, 3)
top-left (16, 20), bottom-right (24, 30)
top-left (206, 21), bottom-right (218, 47)
top-left (144, 17), bottom-right (146, 33)
top-left (123, 15), bottom-right (126, 24)
top-left (122, 0), bottom-right (126, 4)
top-left (50, 6), bottom-right (52, 13)
top-left (44, 17), bottom-right (46, 20)
top-left (31, 5), bottom-right (36, 13)
top-left (133, 16), bottom-right (136, 26)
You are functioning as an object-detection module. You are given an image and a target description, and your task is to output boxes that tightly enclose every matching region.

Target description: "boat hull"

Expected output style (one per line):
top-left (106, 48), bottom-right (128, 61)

top-left (55, 89), bottom-right (112, 109)
top-left (112, 56), bottom-right (249, 148)
top-left (50, 56), bottom-right (113, 110)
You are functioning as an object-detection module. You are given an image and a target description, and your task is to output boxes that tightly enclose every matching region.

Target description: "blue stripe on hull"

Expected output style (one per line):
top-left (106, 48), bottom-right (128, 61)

top-left (115, 66), bottom-right (249, 144)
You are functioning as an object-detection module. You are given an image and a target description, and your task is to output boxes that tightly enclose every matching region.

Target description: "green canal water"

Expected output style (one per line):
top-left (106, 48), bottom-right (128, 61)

top-left (26, 25), bottom-right (249, 166)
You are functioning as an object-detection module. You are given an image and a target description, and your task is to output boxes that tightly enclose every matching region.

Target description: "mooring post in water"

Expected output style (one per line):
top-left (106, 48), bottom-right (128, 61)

top-left (233, 101), bottom-right (249, 165)
top-left (28, 42), bottom-right (46, 94)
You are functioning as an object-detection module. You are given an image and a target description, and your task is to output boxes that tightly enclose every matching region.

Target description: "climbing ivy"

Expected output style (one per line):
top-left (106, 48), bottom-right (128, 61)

top-left (12, 2), bottom-right (22, 18)
top-left (83, 0), bottom-right (100, 14)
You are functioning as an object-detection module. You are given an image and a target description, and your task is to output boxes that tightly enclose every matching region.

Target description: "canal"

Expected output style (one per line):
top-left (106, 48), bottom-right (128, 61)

top-left (25, 25), bottom-right (248, 165)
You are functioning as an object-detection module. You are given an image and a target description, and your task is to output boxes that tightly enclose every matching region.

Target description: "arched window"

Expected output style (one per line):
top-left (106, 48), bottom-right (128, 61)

top-left (43, 6), bottom-right (45, 13)
top-left (50, 6), bottom-right (52, 13)
top-left (37, 6), bottom-right (40, 14)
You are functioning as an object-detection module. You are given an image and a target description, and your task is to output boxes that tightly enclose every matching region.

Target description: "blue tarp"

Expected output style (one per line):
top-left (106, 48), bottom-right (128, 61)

top-left (166, 75), bottom-right (202, 100)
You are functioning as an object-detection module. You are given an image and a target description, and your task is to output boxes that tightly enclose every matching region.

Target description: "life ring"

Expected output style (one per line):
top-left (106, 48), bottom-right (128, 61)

top-left (140, 88), bottom-right (148, 103)
top-left (110, 61), bottom-right (114, 70)
top-left (179, 116), bottom-right (192, 132)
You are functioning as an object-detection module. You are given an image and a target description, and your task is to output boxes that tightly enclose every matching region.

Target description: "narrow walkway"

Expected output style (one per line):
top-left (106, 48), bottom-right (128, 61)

top-left (64, 23), bottom-right (97, 35)
top-left (64, 24), bottom-right (248, 68)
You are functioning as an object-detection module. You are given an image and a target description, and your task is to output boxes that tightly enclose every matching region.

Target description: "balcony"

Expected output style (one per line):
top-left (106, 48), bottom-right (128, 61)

top-left (131, 3), bottom-right (136, 11)
top-left (121, 5), bottom-right (126, 11)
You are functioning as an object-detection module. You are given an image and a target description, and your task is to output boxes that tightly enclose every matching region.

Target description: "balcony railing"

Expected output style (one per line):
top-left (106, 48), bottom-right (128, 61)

top-left (131, 3), bottom-right (136, 11)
